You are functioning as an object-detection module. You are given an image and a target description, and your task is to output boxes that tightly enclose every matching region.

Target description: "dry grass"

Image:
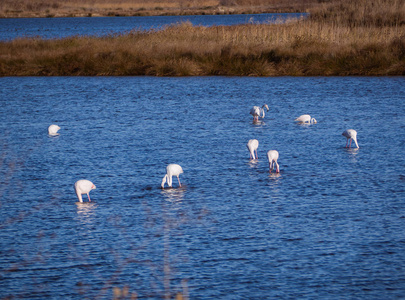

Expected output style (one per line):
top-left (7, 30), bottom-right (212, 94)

top-left (0, 0), bottom-right (321, 18)
top-left (0, 0), bottom-right (404, 76)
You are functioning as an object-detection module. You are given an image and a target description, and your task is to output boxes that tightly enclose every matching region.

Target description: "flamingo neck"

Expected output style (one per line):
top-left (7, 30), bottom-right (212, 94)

top-left (76, 190), bottom-right (83, 202)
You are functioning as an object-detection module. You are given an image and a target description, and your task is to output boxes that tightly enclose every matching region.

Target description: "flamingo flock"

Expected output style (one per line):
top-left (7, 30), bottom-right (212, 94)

top-left (48, 106), bottom-right (358, 202)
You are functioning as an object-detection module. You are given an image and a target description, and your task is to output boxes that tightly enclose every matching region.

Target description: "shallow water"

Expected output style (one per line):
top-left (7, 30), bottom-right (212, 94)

top-left (0, 13), bottom-right (305, 41)
top-left (0, 76), bottom-right (404, 299)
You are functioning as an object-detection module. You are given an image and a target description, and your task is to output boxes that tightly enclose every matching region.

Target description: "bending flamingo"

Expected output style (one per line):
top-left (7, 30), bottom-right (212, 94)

top-left (161, 164), bottom-right (183, 189)
top-left (295, 114), bottom-right (317, 124)
top-left (342, 129), bottom-right (359, 148)
top-left (267, 150), bottom-right (280, 173)
top-left (48, 124), bottom-right (61, 135)
top-left (74, 179), bottom-right (96, 202)
top-left (250, 104), bottom-right (269, 122)
top-left (247, 139), bottom-right (259, 160)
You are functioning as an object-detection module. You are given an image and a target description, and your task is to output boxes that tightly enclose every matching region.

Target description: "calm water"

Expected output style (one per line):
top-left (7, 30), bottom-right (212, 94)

top-left (0, 13), bottom-right (305, 41)
top-left (0, 76), bottom-right (404, 299)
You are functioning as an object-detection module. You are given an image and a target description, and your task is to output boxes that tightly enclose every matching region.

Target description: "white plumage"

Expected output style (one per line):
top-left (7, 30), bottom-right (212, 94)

top-left (247, 139), bottom-right (259, 160)
top-left (250, 104), bottom-right (269, 122)
top-left (74, 180), bottom-right (96, 202)
top-left (295, 114), bottom-right (317, 124)
top-left (342, 129), bottom-right (359, 148)
top-left (48, 124), bottom-right (61, 135)
top-left (161, 164), bottom-right (183, 189)
top-left (267, 150), bottom-right (280, 173)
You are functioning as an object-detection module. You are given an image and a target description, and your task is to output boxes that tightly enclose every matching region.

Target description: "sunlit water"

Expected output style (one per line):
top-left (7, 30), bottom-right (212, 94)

top-left (0, 13), bottom-right (305, 41)
top-left (0, 77), bottom-right (404, 299)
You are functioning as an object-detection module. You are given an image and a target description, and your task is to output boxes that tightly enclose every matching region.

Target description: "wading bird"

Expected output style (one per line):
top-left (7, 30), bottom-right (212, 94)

top-left (247, 139), bottom-right (259, 160)
top-left (295, 114), bottom-right (317, 124)
top-left (161, 164), bottom-right (183, 189)
top-left (267, 150), bottom-right (280, 173)
top-left (250, 104), bottom-right (269, 122)
top-left (342, 129), bottom-right (359, 148)
top-left (74, 180), bottom-right (96, 202)
top-left (48, 124), bottom-right (60, 135)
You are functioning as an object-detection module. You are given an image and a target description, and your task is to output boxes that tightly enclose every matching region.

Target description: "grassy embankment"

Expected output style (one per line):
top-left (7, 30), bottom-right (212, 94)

top-left (0, 0), bottom-right (404, 76)
top-left (0, 0), bottom-right (319, 18)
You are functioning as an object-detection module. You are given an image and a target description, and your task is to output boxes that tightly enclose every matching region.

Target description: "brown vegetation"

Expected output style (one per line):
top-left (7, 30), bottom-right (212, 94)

top-left (0, 0), bottom-right (322, 18)
top-left (0, 0), bottom-right (404, 76)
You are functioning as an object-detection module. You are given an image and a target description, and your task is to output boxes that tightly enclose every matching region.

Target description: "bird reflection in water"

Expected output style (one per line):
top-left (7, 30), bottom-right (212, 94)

top-left (76, 202), bottom-right (98, 224)
top-left (346, 147), bottom-right (359, 163)
top-left (161, 186), bottom-right (186, 203)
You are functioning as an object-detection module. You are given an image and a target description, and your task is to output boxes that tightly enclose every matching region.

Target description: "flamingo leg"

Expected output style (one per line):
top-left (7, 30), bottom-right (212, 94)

top-left (255, 150), bottom-right (258, 159)
top-left (349, 139), bottom-right (352, 148)
top-left (345, 139), bottom-right (349, 148)
top-left (177, 176), bottom-right (181, 187)
top-left (87, 193), bottom-right (91, 202)
top-left (275, 162), bottom-right (280, 173)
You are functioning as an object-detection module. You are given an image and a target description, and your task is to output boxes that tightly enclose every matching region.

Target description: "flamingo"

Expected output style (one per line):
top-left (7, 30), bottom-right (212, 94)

top-left (342, 129), bottom-right (359, 148)
top-left (48, 124), bottom-right (60, 135)
top-left (295, 114), bottom-right (317, 124)
top-left (267, 150), bottom-right (280, 173)
top-left (247, 139), bottom-right (259, 160)
top-left (74, 179), bottom-right (96, 202)
top-left (250, 104), bottom-right (269, 122)
top-left (161, 164), bottom-right (183, 189)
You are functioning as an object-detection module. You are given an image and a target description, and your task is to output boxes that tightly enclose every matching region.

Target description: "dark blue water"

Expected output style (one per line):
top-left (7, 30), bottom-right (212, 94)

top-left (0, 13), bottom-right (305, 41)
top-left (0, 77), bottom-right (404, 299)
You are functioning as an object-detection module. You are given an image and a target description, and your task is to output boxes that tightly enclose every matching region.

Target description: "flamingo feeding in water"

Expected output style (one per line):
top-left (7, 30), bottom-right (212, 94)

top-left (342, 129), bottom-right (359, 148)
top-left (247, 139), bottom-right (259, 160)
top-left (250, 104), bottom-right (269, 122)
top-left (161, 164), bottom-right (183, 189)
top-left (48, 124), bottom-right (60, 135)
top-left (295, 114), bottom-right (317, 124)
top-left (267, 150), bottom-right (280, 173)
top-left (74, 180), bottom-right (96, 202)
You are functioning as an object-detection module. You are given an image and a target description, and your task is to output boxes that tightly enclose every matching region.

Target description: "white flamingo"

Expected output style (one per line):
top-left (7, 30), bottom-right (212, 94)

top-left (161, 164), bottom-right (183, 189)
top-left (342, 129), bottom-right (359, 148)
top-left (74, 179), bottom-right (96, 202)
top-left (48, 124), bottom-right (60, 135)
top-left (247, 139), bottom-right (259, 160)
top-left (295, 114), bottom-right (317, 124)
top-left (267, 150), bottom-right (280, 173)
top-left (250, 104), bottom-right (269, 122)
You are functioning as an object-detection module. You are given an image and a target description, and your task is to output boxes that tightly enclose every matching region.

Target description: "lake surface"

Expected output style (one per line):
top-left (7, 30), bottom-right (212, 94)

top-left (0, 76), bottom-right (404, 299)
top-left (0, 13), bottom-right (305, 41)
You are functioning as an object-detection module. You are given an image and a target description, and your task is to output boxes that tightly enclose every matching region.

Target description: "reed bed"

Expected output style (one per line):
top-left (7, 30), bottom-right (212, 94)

top-left (0, 0), bottom-right (404, 76)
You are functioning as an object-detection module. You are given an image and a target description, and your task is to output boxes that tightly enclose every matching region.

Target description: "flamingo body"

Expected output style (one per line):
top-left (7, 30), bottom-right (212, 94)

top-left (267, 150), bottom-right (280, 173)
top-left (48, 124), bottom-right (61, 135)
top-left (250, 104), bottom-right (269, 122)
top-left (247, 139), bottom-right (259, 160)
top-left (295, 115), bottom-right (317, 124)
top-left (74, 179), bottom-right (96, 202)
top-left (161, 164), bottom-right (183, 189)
top-left (342, 129), bottom-right (359, 148)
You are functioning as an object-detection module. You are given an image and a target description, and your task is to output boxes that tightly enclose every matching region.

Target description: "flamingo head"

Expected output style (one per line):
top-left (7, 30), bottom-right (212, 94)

top-left (91, 184), bottom-right (96, 190)
top-left (264, 104), bottom-right (269, 111)
top-left (312, 118), bottom-right (317, 124)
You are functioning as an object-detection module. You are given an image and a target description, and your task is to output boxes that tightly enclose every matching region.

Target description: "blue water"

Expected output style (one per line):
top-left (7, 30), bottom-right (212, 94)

top-left (0, 13), bottom-right (305, 41)
top-left (0, 76), bottom-right (404, 299)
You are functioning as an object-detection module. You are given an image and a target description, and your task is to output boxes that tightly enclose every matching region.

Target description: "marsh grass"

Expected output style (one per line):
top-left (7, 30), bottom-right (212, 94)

top-left (0, 0), bottom-right (404, 76)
